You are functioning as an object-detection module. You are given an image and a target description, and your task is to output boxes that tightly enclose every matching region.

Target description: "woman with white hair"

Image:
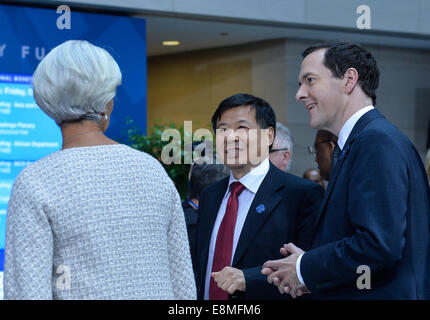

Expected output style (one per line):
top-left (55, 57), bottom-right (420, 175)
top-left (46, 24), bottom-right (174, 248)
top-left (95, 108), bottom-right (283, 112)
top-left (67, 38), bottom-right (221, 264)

top-left (4, 40), bottom-right (196, 300)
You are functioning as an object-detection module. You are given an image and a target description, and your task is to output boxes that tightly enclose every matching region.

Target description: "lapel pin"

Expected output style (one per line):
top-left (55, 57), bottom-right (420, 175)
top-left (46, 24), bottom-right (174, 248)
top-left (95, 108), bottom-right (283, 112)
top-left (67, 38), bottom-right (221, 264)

top-left (256, 204), bottom-right (265, 214)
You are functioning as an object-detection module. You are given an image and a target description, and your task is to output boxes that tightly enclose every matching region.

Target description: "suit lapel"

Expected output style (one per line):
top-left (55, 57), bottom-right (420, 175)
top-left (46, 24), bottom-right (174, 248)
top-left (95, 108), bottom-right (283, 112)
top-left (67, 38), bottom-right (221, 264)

top-left (316, 143), bottom-right (351, 220)
top-left (312, 109), bottom-right (384, 237)
top-left (232, 164), bottom-right (284, 266)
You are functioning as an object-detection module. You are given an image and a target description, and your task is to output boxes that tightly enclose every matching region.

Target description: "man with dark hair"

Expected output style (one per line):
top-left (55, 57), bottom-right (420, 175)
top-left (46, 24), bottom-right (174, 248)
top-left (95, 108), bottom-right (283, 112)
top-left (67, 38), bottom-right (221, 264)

top-left (302, 41), bottom-right (379, 106)
top-left (183, 158), bottom-right (230, 259)
top-left (211, 93), bottom-right (277, 145)
top-left (195, 93), bottom-right (324, 300)
top-left (308, 129), bottom-right (338, 181)
top-left (262, 41), bottom-right (430, 299)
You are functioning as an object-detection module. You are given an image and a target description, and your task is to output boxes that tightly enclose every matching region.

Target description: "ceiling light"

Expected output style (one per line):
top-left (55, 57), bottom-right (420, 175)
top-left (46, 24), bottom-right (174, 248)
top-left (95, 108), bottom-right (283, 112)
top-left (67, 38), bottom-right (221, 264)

top-left (162, 41), bottom-right (180, 46)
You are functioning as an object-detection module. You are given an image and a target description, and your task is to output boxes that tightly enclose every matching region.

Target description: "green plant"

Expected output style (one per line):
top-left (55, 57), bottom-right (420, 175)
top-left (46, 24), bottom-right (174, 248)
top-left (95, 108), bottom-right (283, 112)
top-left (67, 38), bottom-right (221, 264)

top-left (125, 119), bottom-right (191, 200)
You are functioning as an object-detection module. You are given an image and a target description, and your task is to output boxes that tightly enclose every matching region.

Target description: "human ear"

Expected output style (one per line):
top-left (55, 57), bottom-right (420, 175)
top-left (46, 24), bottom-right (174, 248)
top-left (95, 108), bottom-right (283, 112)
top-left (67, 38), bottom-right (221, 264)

top-left (344, 68), bottom-right (359, 95)
top-left (267, 127), bottom-right (275, 146)
top-left (284, 150), bottom-right (292, 163)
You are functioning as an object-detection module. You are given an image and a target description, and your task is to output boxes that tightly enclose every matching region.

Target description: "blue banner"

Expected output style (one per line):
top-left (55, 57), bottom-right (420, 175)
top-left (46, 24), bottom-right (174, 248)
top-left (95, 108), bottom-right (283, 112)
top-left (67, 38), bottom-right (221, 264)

top-left (0, 73), bottom-right (61, 160)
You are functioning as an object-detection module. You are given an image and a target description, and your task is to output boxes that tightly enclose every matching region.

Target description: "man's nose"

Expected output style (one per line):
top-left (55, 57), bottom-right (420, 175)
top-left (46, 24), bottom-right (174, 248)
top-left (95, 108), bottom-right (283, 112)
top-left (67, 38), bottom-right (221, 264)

top-left (225, 129), bottom-right (240, 142)
top-left (295, 85), bottom-right (307, 102)
top-left (226, 129), bottom-right (238, 137)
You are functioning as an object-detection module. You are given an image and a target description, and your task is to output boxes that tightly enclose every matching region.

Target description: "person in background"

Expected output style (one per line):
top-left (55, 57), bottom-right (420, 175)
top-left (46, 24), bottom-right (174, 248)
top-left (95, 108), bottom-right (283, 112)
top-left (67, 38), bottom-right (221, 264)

top-left (183, 150), bottom-right (230, 262)
top-left (303, 168), bottom-right (324, 187)
top-left (269, 122), bottom-right (293, 172)
top-left (4, 40), bottom-right (196, 300)
top-left (307, 129), bottom-right (338, 182)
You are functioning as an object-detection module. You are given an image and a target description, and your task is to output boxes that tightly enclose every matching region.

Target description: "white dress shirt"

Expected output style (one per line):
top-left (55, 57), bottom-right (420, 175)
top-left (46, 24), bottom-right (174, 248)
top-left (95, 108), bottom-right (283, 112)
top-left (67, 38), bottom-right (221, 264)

top-left (296, 105), bottom-right (375, 286)
top-left (204, 157), bottom-right (270, 299)
top-left (337, 105), bottom-right (375, 150)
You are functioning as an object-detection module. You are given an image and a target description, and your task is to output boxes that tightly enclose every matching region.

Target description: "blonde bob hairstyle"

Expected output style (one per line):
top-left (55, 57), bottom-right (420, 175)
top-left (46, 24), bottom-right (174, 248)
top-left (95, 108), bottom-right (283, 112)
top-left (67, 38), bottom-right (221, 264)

top-left (32, 40), bottom-right (122, 125)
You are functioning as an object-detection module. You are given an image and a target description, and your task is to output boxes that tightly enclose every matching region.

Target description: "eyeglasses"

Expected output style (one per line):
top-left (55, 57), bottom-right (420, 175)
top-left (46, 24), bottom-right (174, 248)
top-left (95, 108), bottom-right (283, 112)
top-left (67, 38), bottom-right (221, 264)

top-left (270, 148), bottom-right (288, 153)
top-left (307, 140), bottom-right (332, 156)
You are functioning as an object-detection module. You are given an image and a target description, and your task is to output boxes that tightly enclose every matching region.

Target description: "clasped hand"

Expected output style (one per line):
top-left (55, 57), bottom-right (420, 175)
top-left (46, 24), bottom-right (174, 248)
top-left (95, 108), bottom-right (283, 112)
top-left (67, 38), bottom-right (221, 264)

top-left (261, 242), bottom-right (310, 298)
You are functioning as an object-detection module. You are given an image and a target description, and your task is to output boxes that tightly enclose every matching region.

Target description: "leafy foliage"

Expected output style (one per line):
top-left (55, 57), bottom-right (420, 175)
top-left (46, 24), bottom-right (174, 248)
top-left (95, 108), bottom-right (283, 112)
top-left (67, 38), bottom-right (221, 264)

top-left (125, 119), bottom-right (191, 200)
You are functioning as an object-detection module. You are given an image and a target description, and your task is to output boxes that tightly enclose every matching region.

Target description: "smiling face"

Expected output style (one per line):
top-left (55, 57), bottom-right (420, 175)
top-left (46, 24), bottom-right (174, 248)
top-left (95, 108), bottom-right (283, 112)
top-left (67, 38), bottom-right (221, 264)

top-left (215, 105), bottom-right (273, 177)
top-left (295, 48), bottom-right (346, 133)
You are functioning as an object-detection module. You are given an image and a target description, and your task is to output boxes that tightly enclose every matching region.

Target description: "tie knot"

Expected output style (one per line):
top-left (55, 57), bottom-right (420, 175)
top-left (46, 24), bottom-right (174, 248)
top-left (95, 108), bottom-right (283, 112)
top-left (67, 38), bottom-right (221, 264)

top-left (332, 145), bottom-right (341, 161)
top-left (230, 181), bottom-right (245, 196)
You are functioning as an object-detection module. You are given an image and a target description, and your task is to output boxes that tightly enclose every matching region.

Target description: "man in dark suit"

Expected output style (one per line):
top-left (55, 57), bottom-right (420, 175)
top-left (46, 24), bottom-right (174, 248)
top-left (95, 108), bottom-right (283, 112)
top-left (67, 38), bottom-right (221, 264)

top-left (194, 93), bottom-right (324, 300)
top-left (262, 41), bottom-right (430, 299)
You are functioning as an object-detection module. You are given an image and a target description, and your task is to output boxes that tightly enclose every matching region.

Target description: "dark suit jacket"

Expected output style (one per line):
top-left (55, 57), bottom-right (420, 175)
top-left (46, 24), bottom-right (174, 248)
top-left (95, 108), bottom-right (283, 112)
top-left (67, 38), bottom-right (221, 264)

top-left (301, 109), bottom-right (430, 299)
top-left (194, 162), bottom-right (324, 300)
top-left (182, 200), bottom-right (198, 265)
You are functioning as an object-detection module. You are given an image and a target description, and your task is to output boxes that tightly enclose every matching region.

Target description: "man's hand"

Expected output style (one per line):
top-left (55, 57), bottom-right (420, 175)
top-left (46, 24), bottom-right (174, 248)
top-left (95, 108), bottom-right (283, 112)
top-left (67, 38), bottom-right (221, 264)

top-left (260, 242), bottom-right (293, 278)
top-left (211, 267), bottom-right (246, 295)
top-left (261, 243), bottom-right (310, 298)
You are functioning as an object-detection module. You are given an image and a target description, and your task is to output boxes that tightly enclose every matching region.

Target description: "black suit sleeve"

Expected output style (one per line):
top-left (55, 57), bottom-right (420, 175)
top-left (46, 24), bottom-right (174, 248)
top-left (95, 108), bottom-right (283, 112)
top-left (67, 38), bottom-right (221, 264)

top-left (242, 266), bottom-right (292, 300)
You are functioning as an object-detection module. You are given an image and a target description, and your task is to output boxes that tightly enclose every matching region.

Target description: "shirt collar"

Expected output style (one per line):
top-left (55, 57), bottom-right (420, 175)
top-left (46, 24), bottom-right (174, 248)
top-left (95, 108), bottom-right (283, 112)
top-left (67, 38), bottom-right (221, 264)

top-left (338, 105), bottom-right (374, 150)
top-left (227, 157), bottom-right (270, 195)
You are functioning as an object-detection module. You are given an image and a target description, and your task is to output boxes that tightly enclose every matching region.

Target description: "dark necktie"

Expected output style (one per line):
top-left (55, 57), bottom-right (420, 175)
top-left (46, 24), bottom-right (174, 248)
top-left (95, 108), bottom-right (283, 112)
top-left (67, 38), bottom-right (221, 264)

top-left (209, 181), bottom-right (246, 300)
top-left (330, 145), bottom-right (341, 178)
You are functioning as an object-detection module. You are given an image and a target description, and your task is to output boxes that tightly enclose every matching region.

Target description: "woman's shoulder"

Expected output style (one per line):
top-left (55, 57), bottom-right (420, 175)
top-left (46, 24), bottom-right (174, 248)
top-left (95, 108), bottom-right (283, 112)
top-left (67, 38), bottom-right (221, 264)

top-left (40, 144), bottom-right (159, 164)
top-left (14, 144), bottom-right (171, 189)
top-left (111, 144), bottom-right (167, 170)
